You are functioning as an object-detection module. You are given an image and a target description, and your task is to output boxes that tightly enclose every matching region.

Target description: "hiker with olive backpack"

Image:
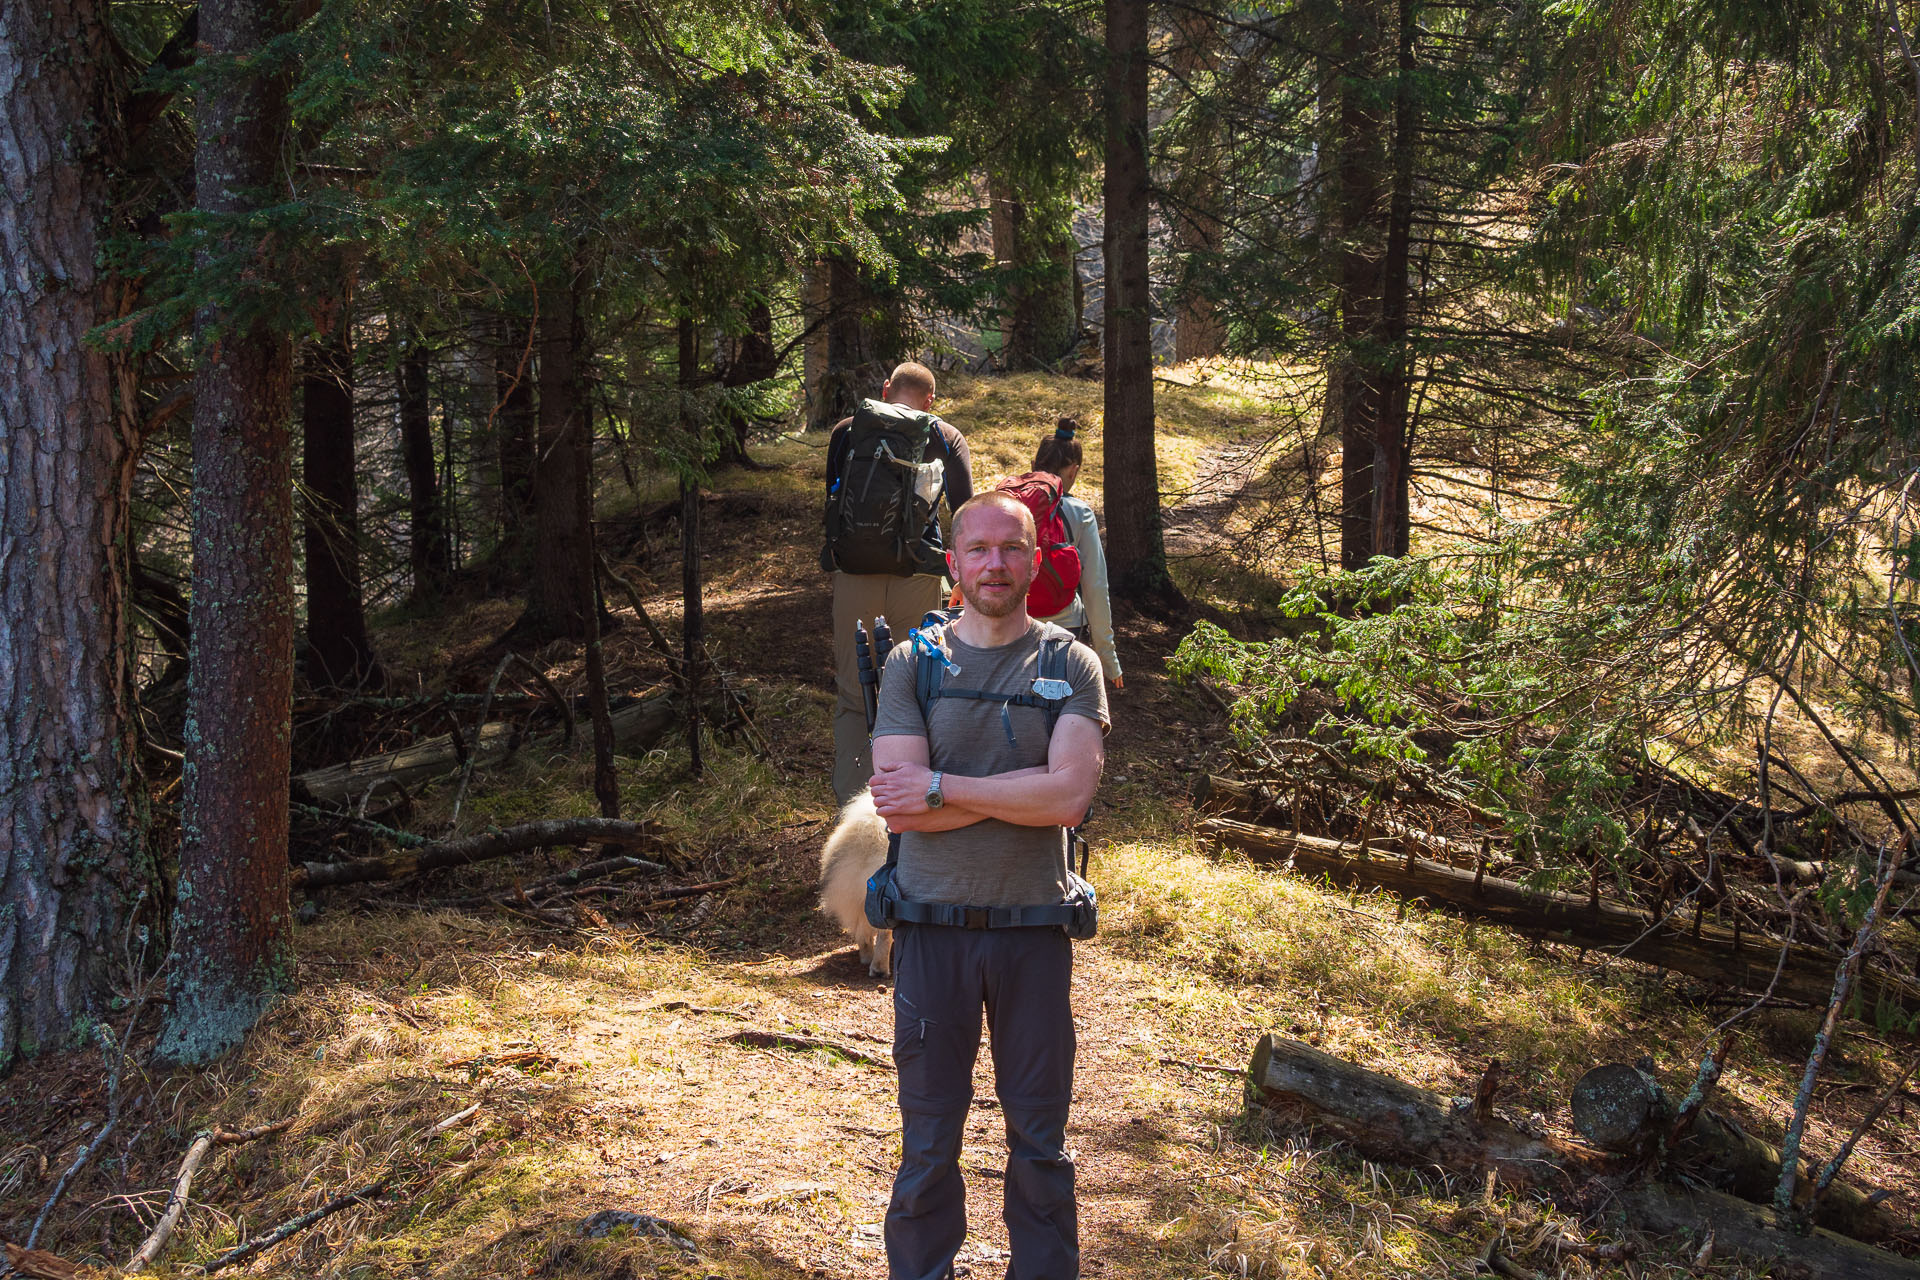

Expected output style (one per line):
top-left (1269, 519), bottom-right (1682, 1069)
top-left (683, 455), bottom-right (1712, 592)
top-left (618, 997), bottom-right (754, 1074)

top-left (822, 361), bottom-right (973, 803)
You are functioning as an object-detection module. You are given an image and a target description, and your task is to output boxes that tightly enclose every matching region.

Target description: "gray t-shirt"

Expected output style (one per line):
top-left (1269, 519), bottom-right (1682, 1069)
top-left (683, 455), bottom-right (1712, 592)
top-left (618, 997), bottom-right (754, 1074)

top-left (872, 620), bottom-right (1110, 907)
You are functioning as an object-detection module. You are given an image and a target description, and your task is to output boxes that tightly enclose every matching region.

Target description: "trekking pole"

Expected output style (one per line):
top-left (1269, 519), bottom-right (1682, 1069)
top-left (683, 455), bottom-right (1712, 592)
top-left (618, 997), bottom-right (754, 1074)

top-left (856, 621), bottom-right (878, 733)
top-left (871, 614), bottom-right (892, 670)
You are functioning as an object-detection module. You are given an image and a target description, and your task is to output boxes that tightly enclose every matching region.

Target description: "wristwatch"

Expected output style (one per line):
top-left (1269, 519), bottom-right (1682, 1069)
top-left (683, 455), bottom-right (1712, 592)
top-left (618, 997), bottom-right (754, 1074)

top-left (925, 771), bottom-right (945, 809)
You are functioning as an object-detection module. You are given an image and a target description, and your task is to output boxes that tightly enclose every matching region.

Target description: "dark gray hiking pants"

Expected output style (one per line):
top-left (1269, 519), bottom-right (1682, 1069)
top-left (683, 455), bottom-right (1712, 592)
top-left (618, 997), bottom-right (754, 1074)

top-left (886, 923), bottom-right (1077, 1280)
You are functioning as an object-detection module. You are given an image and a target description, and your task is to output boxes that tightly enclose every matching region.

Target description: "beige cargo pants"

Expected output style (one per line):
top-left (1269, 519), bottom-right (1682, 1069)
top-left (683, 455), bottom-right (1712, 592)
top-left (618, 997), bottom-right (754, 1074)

top-left (831, 570), bottom-right (945, 804)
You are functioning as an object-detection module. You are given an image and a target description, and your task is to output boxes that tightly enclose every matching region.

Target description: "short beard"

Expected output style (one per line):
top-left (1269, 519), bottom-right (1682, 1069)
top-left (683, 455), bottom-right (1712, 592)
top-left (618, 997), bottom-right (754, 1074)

top-left (962, 585), bottom-right (1023, 619)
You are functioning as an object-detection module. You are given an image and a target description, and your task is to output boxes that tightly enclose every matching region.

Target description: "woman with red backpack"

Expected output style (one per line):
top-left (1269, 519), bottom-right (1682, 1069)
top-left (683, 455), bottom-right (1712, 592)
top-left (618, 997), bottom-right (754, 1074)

top-left (1028, 419), bottom-right (1122, 688)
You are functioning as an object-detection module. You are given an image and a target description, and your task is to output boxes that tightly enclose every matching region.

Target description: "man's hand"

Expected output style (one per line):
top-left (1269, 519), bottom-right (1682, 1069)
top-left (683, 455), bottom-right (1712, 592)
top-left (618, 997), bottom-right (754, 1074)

top-left (869, 759), bottom-right (933, 819)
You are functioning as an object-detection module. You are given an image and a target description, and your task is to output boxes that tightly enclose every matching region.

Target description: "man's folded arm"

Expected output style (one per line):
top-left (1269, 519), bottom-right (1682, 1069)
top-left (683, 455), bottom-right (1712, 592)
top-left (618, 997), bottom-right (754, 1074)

top-left (933, 714), bottom-right (1104, 829)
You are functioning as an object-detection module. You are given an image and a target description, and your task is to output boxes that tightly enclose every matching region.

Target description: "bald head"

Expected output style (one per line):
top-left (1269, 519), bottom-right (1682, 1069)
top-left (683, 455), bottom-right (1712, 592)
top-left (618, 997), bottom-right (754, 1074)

top-left (950, 491), bottom-right (1035, 551)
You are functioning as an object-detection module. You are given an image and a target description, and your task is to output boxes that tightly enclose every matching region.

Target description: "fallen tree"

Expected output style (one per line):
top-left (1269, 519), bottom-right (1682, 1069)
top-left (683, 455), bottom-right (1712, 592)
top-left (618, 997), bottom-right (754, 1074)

top-left (292, 817), bottom-right (667, 892)
top-left (1568, 1062), bottom-right (1895, 1240)
top-left (1201, 816), bottom-right (1920, 1014)
top-left (1247, 1035), bottom-right (1920, 1278)
top-left (293, 689), bottom-right (675, 807)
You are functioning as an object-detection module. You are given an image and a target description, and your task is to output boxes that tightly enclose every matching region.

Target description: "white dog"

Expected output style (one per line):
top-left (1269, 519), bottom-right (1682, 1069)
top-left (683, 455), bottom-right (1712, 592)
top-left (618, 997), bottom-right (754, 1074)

top-left (818, 790), bottom-right (893, 976)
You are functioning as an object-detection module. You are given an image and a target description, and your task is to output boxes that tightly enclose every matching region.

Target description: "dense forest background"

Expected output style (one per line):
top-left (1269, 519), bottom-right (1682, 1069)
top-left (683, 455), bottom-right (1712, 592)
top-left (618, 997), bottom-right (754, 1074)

top-left (6, 0), bottom-right (1920, 1274)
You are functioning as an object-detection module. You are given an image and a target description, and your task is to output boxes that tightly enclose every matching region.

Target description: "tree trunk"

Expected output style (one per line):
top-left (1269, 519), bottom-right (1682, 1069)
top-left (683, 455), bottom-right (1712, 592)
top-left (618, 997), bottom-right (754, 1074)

top-left (1170, 7), bottom-right (1227, 364)
top-left (801, 263), bottom-right (832, 431)
top-left (819, 252), bottom-right (879, 429)
top-left (494, 313), bottom-right (536, 556)
top-left (302, 293), bottom-right (379, 689)
top-left (1103, 0), bottom-right (1174, 602)
top-left (715, 300), bottom-right (778, 468)
top-left (990, 172), bottom-right (1080, 371)
top-left (1327, 2), bottom-right (1388, 570)
top-left (398, 326), bottom-right (448, 601)
top-left (1368, 0), bottom-right (1417, 560)
top-left (0, 0), bottom-right (141, 1070)
top-left (160, 0), bottom-right (297, 1066)
top-left (679, 314), bottom-right (704, 778)
top-left (520, 272), bottom-right (593, 641)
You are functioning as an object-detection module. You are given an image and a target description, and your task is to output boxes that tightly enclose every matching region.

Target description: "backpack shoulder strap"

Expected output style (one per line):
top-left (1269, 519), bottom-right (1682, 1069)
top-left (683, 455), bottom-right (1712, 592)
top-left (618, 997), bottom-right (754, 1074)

top-left (1035, 623), bottom-right (1077, 734)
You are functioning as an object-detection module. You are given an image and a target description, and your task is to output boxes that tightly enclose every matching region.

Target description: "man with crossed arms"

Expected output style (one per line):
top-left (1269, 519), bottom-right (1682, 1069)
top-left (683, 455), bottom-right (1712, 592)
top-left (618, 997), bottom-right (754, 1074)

top-left (869, 489), bottom-right (1109, 1280)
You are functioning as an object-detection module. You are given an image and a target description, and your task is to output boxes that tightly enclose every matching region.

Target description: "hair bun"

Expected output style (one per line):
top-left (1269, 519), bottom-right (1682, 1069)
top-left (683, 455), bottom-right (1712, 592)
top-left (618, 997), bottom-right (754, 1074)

top-left (1054, 417), bottom-right (1078, 441)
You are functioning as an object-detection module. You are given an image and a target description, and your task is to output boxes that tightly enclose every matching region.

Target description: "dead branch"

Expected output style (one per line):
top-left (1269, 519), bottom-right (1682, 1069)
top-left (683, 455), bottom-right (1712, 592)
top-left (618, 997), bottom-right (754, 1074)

top-left (292, 817), bottom-right (666, 892)
top-left (198, 1177), bottom-right (388, 1274)
top-left (725, 1030), bottom-right (891, 1069)
top-left (1775, 844), bottom-right (1903, 1216)
top-left (1812, 1056), bottom-right (1920, 1211)
top-left (125, 1117), bottom-right (296, 1272)
top-left (293, 689), bottom-right (672, 808)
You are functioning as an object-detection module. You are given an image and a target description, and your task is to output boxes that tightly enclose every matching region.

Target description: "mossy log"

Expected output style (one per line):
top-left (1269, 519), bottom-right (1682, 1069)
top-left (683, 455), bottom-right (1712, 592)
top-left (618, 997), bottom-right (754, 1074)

top-left (1248, 1035), bottom-right (1920, 1278)
top-left (293, 689), bottom-right (675, 807)
top-left (1201, 816), bottom-right (1920, 1014)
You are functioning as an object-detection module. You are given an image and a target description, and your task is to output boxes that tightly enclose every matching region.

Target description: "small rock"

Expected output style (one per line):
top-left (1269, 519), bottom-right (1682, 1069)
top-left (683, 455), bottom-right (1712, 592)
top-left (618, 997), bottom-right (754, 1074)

top-left (579, 1210), bottom-right (697, 1254)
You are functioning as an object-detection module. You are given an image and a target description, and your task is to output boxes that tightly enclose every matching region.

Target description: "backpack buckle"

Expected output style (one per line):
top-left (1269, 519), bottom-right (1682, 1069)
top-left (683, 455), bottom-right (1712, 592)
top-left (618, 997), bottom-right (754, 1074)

top-left (961, 907), bottom-right (990, 930)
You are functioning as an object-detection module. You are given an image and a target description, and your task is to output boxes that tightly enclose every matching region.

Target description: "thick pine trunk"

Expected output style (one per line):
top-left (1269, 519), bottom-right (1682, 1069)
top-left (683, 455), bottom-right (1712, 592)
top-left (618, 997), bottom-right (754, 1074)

top-left (160, 0), bottom-right (296, 1066)
top-left (302, 297), bottom-right (378, 689)
top-left (1368, 0), bottom-right (1418, 560)
top-left (819, 252), bottom-right (878, 429)
top-left (1103, 0), bottom-right (1173, 601)
top-left (399, 327), bottom-right (448, 601)
top-left (0, 0), bottom-right (140, 1069)
top-left (521, 273), bottom-right (593, 641)
top-left (1328, 2), bottom-right (1387, 570)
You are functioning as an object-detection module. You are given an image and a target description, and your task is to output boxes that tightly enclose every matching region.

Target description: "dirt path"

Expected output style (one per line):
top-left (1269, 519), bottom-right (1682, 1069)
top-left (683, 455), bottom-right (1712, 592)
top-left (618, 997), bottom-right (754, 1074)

top-left (545, 932), bottom-right (1245, 1279)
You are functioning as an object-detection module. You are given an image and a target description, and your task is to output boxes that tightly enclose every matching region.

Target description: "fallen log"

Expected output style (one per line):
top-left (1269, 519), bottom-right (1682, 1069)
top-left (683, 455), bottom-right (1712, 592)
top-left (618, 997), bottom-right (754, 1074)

top-left (293, 689), bottom-right (675, 807)
top-left (1570, 1063), bottom-right (1894, 1240)
top-left (1202, 816), bottom-right (1920, 1014)
top-left (1194, 773), bottom-right (1479, 860)
top-left (1248, 1035), bottom-right (1920, 1278)
top-left (292, 818), bottom-right (666, 892)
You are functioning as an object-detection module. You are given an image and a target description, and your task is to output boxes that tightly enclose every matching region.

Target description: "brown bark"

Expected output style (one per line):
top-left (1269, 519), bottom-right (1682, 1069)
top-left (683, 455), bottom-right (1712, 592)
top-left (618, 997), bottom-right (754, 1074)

top-left (1103, 0), bottom-right (1174, 601)
top-left (302, 295), bottom-right (378, 689)
top-left (1248, 1035), bottom-right (1920, 1278)
top-left (494, 314), bottom-right (536, 551)
top-left (1369, 0), bottom-right (1417, 560)
top-left (1170, 8), bottom-right (1227, 364)
top-left (679, 314), bottom-right (705, 778)
top-left (818, 252), bottom-right (879, 431)
top-left (801, 263), bottom-right (832, 431)
top-left (1201, 816), bottom-right (1920, 1012)
top-left (399, 326), bottom-right (449, 601)
top-left (160, 0), bottom-right (298, 1066)
top-left (989, 172), bottom-right (1079, 370)
top-left (0, 0), bottom-right (140, 1070)
top-left (520, 272), bottom-right (593, 640)
top-left (1327, 2), bottom-right (1388, 570)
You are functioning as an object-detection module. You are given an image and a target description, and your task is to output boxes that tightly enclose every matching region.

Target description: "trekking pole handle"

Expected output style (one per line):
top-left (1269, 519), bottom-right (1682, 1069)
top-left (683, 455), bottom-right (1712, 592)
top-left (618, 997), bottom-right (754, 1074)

top-left (856, 621), bottom-right (877, 734)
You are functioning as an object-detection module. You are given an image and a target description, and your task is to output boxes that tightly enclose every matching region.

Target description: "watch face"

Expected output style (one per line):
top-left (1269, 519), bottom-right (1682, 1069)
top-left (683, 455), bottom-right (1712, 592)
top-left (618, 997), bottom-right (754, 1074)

top-left (926, 788), bottom-right (944, 809)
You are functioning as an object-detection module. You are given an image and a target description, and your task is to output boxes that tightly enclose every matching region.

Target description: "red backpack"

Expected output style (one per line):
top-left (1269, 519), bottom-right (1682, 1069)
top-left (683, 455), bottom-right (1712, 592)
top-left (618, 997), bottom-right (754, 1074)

top-left (995, 471), bottom-right (1083, 618)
